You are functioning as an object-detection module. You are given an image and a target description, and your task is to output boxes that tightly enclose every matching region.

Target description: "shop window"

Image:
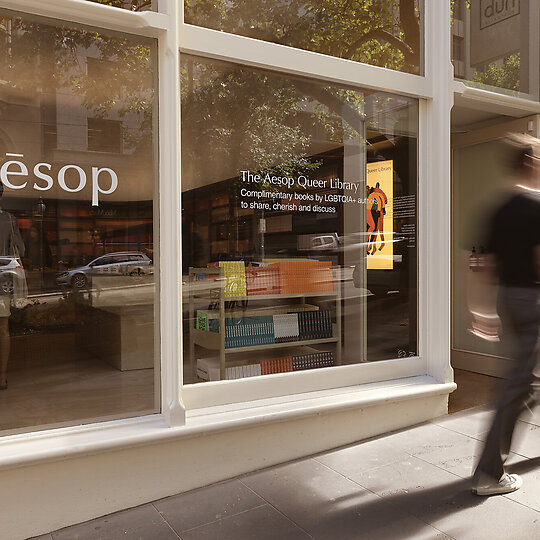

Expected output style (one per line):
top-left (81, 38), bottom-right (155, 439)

top-left (0, 12), bottom-right (157, 434)
top-left (181, 55), bottom-right (418, 384)
top-left (84, 1), bottom-right (154, 10)
top-left (451, 0), bottom-right (539, 101)
top-left (185, 0), bottom-right (424, 75)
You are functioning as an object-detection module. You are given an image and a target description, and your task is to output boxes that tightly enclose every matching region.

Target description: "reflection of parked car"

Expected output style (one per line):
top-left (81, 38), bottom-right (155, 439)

top-left (56, 251), bottom-right (152, 289)
top-left (0, 257), bottom-right (25, 295)
top-left (298, 233), bottom-right (340, 251)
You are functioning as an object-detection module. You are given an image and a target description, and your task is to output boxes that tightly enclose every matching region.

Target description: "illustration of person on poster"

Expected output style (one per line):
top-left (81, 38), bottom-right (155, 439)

top-left (366, 182), bottom-right (388, 255)
top-left (366, 160), bottom-right (393, 268)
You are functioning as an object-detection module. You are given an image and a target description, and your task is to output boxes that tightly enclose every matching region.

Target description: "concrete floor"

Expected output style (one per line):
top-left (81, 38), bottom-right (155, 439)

top-left (448, 369), bottom-right (504, 413)
top-left (34, 404), bottom-right (540, 540)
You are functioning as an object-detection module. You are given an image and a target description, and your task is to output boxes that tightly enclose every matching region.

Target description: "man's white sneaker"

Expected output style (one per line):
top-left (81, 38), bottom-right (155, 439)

top-left (472, 473), bottom-right (523, 496)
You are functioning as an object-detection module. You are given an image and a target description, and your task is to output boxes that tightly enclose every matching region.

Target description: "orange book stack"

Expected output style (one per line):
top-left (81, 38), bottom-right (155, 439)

top-left (260, 356), bottom-right (293, 375)
top-left (246, 264), bottom-right (281, 295)
top-left (278, 261), bottom-right (333, 294)
top-left (311, 261), bottom-right (333, 293)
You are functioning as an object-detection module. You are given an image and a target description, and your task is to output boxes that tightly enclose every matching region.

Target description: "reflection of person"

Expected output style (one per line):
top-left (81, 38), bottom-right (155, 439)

top-left (0, 183), bottom-right (26, 390)
top-left (472, 134), bottom-right (540, 496)
top-left (24, 222), bottom-right (52, 270)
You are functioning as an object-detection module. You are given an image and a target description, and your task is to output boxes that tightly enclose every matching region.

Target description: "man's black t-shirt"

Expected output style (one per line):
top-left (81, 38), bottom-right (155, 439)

top-left (486, 191), bottom-right (540, 287)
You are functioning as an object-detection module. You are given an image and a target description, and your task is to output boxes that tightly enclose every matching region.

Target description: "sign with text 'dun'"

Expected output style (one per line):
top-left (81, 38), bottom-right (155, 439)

top-left (470, 0), bottom-right (521, 67)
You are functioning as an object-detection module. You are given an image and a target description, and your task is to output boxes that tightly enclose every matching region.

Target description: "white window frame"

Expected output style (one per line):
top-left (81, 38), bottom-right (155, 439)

top-left (178, 1), bottom-right (455, 409)
top-left (0, 0), bottom-right (454, 444)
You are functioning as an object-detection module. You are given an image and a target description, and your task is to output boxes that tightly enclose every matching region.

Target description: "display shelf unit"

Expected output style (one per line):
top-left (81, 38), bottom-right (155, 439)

top-left (188, 266), bottom-right (342, 380)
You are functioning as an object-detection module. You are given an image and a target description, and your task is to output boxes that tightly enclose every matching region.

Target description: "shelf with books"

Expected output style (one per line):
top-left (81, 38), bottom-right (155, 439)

top-left (188, 264), bottom-right (342, 380)
top-left (191, 328), bottom-right (338, 352)
top-left (225, 337), bottom-right (339, 354)
top-left (196, 349), bottom-right (336, 381)
top-left (193, 291), bottom-right (338, 301)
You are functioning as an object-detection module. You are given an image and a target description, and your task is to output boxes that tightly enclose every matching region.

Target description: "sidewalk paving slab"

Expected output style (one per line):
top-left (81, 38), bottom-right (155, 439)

top-left (34, 406), bottom-right (540, 540)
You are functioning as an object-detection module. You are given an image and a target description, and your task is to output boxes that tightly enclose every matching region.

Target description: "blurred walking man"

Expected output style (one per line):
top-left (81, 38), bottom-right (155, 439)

top-left (472, 134), bottom-right (540, 496)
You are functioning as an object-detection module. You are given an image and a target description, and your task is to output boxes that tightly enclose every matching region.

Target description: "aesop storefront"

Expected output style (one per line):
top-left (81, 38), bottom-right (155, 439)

top-left (0, 2), bottom-right (457, 538)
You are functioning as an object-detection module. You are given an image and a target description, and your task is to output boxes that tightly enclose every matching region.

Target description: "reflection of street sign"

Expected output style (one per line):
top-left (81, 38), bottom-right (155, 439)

top-left (480, 0), bottom-right (520, 29)
top-left (471, 0), bottom-right (521, 66)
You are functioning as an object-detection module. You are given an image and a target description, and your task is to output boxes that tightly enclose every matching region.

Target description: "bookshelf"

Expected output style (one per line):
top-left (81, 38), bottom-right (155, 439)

top-left (188, 265), bottom-right (342, 380)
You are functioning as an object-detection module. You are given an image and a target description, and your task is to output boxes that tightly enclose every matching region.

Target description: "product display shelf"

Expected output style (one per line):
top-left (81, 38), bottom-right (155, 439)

top-left (196, 292), bottom-right (338, 301)
top-left (188, 266), bottom-right (342, 380)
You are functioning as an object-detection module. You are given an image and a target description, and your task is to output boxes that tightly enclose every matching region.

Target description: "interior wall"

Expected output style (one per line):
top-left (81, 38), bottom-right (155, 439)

top-left (451, 113), bottom-right (540, 376)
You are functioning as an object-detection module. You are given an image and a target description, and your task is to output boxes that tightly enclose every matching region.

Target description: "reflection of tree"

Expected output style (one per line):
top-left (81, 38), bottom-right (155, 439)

top-left (87, 0), bottom-right (152, 11)
top-left (180, 58), bottom-right (365, 186)
top-left (451, 2), bottom-right (520, 93)
top-left (185, 0), bottom-right (422, 74)
top-left (473, 54), bottom-right (520, 92)
top-left (0, 15), bottom-right (153, 154)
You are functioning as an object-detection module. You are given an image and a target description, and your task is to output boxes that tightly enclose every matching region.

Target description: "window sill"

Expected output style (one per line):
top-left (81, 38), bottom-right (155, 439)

top-left (0, 375), bottom-right (455, 472)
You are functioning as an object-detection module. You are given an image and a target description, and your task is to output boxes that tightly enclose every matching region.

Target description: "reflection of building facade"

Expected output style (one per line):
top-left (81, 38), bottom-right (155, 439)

top-left (0, 5), bottom-right (157, 470)
top-left (452, 0), bottom-right (539, 98)
top-left (0, 46), bottom-right (153, 275)
top-left (0, 2), bottom-right (539, 539)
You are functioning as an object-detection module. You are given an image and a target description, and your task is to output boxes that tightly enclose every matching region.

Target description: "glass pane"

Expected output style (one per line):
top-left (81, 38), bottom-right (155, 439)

top-left (452, 0), bottom-right (540, 101)
top-left (181, 55), bottom-right (418, 384)
top-left (185, 1), bottom-right (424, 75)
top-left (0, 12), bottom-right (157, 434)
top-left (84, 1), bottom-right (154, 10)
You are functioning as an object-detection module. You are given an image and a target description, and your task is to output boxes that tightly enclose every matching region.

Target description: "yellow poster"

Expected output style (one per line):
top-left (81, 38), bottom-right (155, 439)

top-left (366, 160), bottom-right (393, 270)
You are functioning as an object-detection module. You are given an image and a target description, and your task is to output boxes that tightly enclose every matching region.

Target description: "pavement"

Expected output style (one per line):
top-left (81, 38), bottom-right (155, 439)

top-left (34, 404), bottom-right (540, 540)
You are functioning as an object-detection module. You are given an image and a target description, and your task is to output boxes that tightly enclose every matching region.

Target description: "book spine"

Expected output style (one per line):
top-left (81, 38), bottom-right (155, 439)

top-left (299, 311), bottom-right (306, 341)
top-left (308, 310), bottom-right (314, 340)
top-left (225, 320), bottom-right (230, 349)
top-left (269, 317), bottom-right (275, 344)
top-left (328, 311), bottom-right (332, 337)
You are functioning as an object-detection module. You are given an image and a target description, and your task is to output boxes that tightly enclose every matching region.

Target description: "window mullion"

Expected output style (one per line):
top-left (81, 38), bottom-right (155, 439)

top-left (159, 0), bottom-right (185, 427)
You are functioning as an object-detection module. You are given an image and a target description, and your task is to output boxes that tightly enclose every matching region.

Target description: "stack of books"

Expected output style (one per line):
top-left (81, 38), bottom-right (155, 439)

top-left (223, 311), bottom-right (332, 348)
top-left (292, 351), bottom-right (334, 371)
top-left (273, 313), bottom-right (300, 343)
top-left (260, 352), bottom-right (334, 374)
top-left (208, 259), bottom-right (334, 296)
top-left (218, 261), bottom-right (246, 297)
top-left (197, 357), bottom-right (262, 381)
top-left (225, 315), bottom-right (274, 348)
top-left (195, 304), bottom-right (320, 334)
top-left (197, 351), bottom-right (335, 381)
top-left (298, 310), bottom-right (332, 340)
top-left (226, 364), bottom-right (262, 379)
top-left (260, 356), bottom-right (293, 374)
top-left (278, 261), bottom-right (333, 294)
top-left (245, 264), bottom-right (280, 295)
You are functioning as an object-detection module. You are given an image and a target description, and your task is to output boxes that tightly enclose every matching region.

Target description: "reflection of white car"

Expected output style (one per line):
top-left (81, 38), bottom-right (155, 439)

top-left (310, 235), bottom-right (340, 250)
top-left (56, 252), bottom-right (152, 289)
top-left (0, 257), bottom-right (26, 295)
top-left (298, 233), bottom-right (340, 251)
